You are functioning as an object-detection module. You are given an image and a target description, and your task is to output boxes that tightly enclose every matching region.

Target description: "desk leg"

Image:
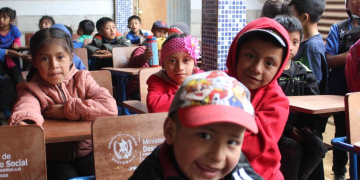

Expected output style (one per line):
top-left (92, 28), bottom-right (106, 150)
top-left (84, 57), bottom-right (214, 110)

top-left (349, 153), bottom-right (358, 180)
top-left (116, 74), bottom-right (131, 115)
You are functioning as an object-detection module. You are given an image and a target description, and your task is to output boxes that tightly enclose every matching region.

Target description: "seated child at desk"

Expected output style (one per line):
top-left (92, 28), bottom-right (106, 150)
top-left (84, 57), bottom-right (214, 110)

top-left (76, 20), bottom-right (95, 43)
top-left (9, 27), bottom-right (118, 179)
top-left (226, 17), bottom-right (290, 180)
top-left (274, 15), bottom-right (327, 180)
top-left (130, 71), bottom-right (264, 180)
top-left (26, 24), bottom-right (87, 81)
top-left (151, 20), bottom-right (169, 50)
top-left (126, 15), bottom-right (149, 44)
top-left (39, 15), bottom-right (55, 30)
top-left (86, 17), bottom-right (131, 55)
top-left (146, 34), bottom-right (202, 113)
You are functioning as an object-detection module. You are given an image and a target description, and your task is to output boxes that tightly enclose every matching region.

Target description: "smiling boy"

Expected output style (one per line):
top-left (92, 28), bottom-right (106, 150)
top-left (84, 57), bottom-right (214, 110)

top-left (86, 17), bottom-right (131, 55)
top-left (129, 71), bottom-right (264, 180)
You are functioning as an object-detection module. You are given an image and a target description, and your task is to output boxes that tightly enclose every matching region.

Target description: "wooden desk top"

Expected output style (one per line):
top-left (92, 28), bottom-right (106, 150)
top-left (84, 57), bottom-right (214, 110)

top-left (102, 67), bottom-right (148, 75)
top-left (90, 54), bottom-right (112, 59)
top-left (43, 119), bottom-right (92, 143)
top-left (288, 95), bottom-right (345, 114)
top-left (123, 100), bottom-right (148, 114)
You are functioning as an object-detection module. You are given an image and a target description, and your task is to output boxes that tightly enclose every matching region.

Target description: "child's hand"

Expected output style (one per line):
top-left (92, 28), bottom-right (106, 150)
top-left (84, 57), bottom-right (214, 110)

top-left (143, 47), bottom-right (153, 63)
top-left (95, 50), bottom-right (111, 55)
top-left (18, 121), bottom-right (28, 125)
top-left (290, 127), bottom-right (304, 142)
top-left (21, 54), bottom-right (32, 62)
top-left (17, 120), bottom-right (35, 125)
top-left (11, 43), bottom-right (20, 50)
top-left (44, 104), bottom-right (65, 119)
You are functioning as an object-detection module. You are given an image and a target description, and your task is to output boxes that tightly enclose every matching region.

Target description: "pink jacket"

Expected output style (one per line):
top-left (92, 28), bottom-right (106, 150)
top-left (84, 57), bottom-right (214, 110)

top-left (10, 64), bottom-right (118, 157)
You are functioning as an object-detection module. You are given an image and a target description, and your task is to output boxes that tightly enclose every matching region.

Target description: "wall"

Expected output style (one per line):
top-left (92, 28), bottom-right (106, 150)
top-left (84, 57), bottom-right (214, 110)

top-left (246, 0), bottom-right (265, 23)
top-left (1, 0), bottom-right (114, 46)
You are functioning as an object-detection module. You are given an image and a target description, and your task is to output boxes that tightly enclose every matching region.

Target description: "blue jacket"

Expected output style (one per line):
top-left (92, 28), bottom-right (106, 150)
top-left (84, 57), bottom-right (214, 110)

top-left (126, 30), bottom-right (149, 44)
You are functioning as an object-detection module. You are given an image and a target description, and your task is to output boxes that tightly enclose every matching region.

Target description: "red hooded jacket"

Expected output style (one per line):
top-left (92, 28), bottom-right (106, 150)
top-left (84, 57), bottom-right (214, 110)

top-left (226, 17), bottom-right (290, 180)
top-left (346, 38), bottom-right (360, 92)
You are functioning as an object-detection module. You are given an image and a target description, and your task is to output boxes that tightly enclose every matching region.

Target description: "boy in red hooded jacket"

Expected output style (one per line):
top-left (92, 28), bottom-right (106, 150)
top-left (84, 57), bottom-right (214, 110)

top-left (226, 17), bottom-right (290, 180)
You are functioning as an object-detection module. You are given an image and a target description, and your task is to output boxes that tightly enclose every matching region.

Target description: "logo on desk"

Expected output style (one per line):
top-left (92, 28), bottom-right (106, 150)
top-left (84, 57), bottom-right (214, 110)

top-left (108, 133), bottom-right (137, 165)
top-left (119, 56), bottom-right (129, 64)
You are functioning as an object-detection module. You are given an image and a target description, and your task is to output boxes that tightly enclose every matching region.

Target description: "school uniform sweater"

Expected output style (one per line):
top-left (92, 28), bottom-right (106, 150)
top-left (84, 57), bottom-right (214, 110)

top-left (226, 17), bottom-right (290, 180)
top-left (146, 68), bottom-right (203, 113)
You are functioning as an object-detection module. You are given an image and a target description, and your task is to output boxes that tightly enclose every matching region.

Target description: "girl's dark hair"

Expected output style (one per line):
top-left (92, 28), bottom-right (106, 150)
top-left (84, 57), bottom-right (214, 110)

top-left (0, 7), bottom-right (16, 21)
top-left (274, 15), bottom-right (303, 41)
top-left (39, 16), bottom-right (55, 26)
top-left (260, 0), bottom-right (292, 19)
top-left (79, 20), bottom-right (95, 35)
top-left (162, 33), bottom-right (187, 48)
top-left (30, 28), bottom-right (73, 59)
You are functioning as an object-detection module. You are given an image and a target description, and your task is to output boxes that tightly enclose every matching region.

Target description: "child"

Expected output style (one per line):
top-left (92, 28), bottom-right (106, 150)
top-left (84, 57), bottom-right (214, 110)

top-left (9, 27), bottom-right (118, 179)
top-left (77, 20), bottom-right (95, 43)
top-left (130, 70), bottom-right (264, 180)
top-left (86, 17), bottom-right (131, 55)
top-left (274, 15), bottom-right (327, 180)
top-left (39, 15), bottom-right (55, 30)
top-left (260, 0), bottom-right (291, 18)
top-left (146, 34), bottom-right (203, 113)
top-left (26, 24), bottom-right (87, 81)
top-left (126, 15), bottom-right (149, 44)
top-left (325, 1), bottom-right (360, 178)
top-left (226, 17), bottom-right (290, 180)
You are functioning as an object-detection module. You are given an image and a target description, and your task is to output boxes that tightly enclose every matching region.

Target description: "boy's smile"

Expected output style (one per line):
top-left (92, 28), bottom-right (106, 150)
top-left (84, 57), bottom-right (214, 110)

top-left (236, 38), bottom-right (283, 90)
top-left (165, 118), bottom-right (245, 180)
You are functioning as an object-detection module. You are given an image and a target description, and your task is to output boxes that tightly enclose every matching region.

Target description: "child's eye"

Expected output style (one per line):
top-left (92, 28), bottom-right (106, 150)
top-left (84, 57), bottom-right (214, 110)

top-left (169, 59), bottom-right (176, 63)
top-left (41, 57), bottom-right (49, 61)
top-left (183, 59), bottom-right (190, 63)
top-left (246, 54), bottom-right (255, 59)
top-left (58, 56), bottom-right (64, 60)
top-left (227, 140), bottom-right (240, 146)
top-left (198, 133), bottom-right (211, 140)
top-left (266, 61), bottom-right (275, 66)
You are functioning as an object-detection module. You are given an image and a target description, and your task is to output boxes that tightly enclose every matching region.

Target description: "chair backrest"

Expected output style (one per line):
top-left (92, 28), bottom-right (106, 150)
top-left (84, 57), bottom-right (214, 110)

top-left (83, 38), bottom-right (93, 46)
top-left (73, 48), bottom-right (88, 69)
top-left (345, 92), bottom-right (360, 144)
top-left (25, 33), bottom-right (33, 46)
top-left (92, 112), bottom-right (167, 180)
top-left (139, 67), bottom-right (162, 103)
top-left (0, 125), bottom-right (46, 180)
top-left (89, 70), bottom-right (113, 96)
top-left (112, 47), bottom-right (138, 68)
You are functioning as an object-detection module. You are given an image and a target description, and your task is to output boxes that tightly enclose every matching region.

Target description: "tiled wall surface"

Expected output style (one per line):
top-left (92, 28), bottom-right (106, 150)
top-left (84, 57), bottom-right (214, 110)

top-left (201, 0), bottom-right (247, 71)
top-left (115, 0), bottom-right (133, 34)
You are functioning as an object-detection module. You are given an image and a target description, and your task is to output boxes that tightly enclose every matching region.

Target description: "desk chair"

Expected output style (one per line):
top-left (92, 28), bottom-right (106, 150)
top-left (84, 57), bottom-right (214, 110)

top-left (89, 70), bottom-right (113, 96)
top-left (92, 112), bottom-right (167, 180)
top-left (25, 32), bottom-right (33, 46)
top-left (123, 67), bottom-right (161, 114)
top-left (74, 48), bottom-right (89, 69)
top-left (0, 125), bottom-right (46, 180)
top-left (112, 47), bottom-right (138, 68)
top-left (331, 92), bottom-right (360, 180)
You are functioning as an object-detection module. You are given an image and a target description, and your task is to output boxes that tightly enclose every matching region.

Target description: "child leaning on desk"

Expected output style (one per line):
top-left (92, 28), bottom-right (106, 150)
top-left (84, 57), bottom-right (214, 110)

top-left (9, 27), bottom-right (118, 179)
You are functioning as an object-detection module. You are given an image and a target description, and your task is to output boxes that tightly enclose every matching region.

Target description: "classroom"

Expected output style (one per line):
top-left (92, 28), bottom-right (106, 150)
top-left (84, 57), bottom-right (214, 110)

top-left (0, 0), bottom-right (360, 180)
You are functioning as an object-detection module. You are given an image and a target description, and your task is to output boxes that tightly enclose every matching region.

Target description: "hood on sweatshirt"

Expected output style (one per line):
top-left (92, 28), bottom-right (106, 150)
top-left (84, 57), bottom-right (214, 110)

top-left (226, 17), bottom-right (290, 92)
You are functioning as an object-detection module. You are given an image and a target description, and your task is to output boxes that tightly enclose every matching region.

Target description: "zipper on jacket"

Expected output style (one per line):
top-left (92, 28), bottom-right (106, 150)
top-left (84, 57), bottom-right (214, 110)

top-left (57, 84), bottom-right (67, 103)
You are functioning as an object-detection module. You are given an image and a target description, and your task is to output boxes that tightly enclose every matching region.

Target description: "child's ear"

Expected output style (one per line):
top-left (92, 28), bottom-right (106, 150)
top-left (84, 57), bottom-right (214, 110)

top-left (127, 24), bottom-right (130, 29)
top-left (163, 116), bottom-right (177, 145)
top-left (71, 53), bottom-right (74, 61)
top-left (301, 13), bottom-right (310, 23)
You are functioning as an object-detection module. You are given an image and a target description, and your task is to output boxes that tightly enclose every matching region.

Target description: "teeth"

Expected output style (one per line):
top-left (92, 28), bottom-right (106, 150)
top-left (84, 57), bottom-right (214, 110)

top-left (198, 163), bottom-right (218, 172)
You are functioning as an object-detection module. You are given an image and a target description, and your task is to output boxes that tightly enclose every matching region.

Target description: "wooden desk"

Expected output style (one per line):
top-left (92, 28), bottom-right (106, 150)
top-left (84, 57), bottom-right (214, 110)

top-left (123, 100), bottom-right (149, 114)
top-left (102, 67), bottom-right (145, 75)
top-left (43, 119), bottom-right (92, 143)
top-left (90, 54), bottom-right (112, 59)
top-left (288, 95), bottom-right (345, 114)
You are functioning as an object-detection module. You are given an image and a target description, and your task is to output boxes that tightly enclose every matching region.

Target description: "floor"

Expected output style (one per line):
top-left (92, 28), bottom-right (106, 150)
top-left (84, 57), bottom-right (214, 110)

top-left (0, 113), bottom-right (350, 180)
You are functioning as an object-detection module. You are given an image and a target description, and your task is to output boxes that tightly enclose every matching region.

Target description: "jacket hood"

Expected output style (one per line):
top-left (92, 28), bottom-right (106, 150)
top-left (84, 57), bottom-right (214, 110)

top-left (226, 17), bottom-right (290, 90)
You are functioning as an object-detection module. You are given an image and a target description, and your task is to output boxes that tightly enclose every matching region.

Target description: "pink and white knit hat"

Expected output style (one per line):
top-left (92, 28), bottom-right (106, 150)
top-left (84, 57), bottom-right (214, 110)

top-left (160, 35), bottom-right (201, 66)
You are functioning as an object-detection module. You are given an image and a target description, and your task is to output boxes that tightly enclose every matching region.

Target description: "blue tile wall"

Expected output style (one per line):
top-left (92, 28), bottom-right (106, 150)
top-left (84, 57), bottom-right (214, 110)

top-left (201, 0), bottom-right (246, 71)
top-left (115, 0), bottom-right (133, 34)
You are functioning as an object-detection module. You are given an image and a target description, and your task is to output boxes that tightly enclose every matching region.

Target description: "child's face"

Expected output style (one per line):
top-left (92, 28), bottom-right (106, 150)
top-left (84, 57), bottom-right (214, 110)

top-left (236, 38), bottom-right (283, 90)
top-left (99, 21), bottom-right (116, 41)
top-left (33, 44), bottom-right (73, 85)
top-left (163, 51), bottom-right (194, 85)
top-left (347, 0), bottom-right (360, 17)
top-left (39, 19), bottom-right (52, 30)
top-left (152, 28), bottom-right (167, 38)
top-left (0, 13), bottom-right (12, 28)
top-left (289, 31), bottom-right (301, 59)
top-left (128, 19), bottom-right (141, 34)
top-left (77, 27), bottom-right (83, 36)
top-left (165, 120), bottom-right (245, 180)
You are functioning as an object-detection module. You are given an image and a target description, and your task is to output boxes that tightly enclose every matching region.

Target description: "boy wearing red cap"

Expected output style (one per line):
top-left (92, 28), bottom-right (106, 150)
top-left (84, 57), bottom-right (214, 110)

top-left (129, 70), bottom-right (263, 180)
top-left (226, 17), bottom-right (291, 180)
